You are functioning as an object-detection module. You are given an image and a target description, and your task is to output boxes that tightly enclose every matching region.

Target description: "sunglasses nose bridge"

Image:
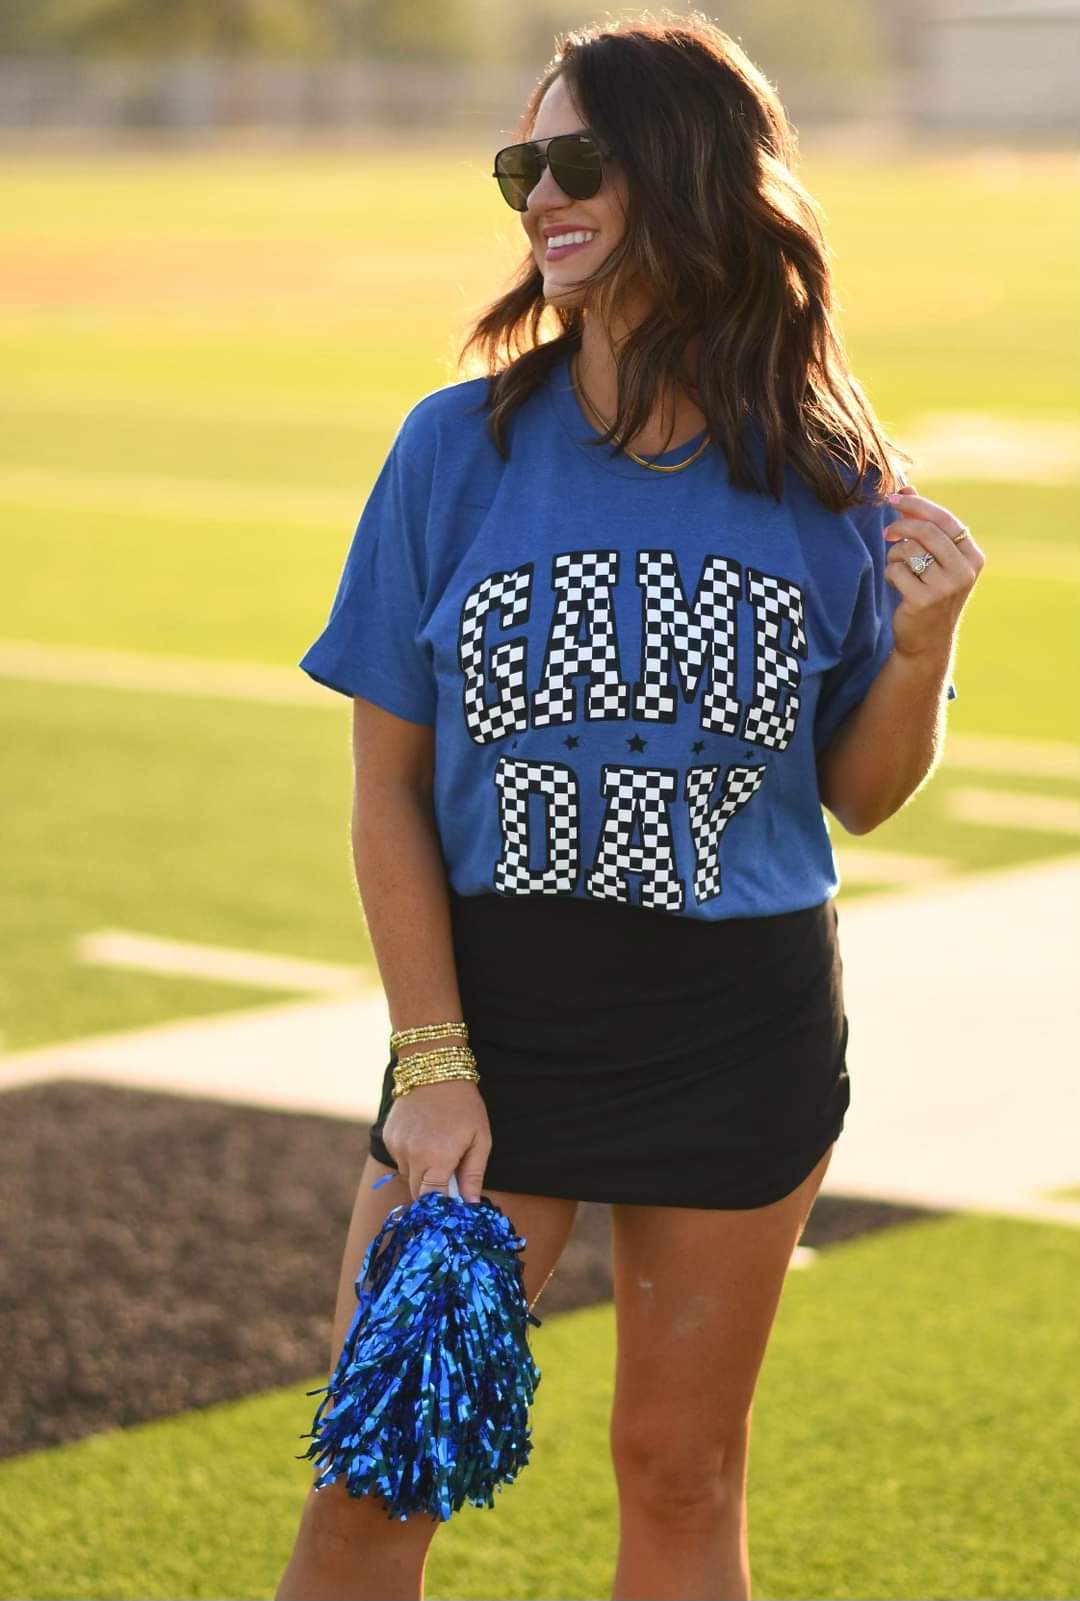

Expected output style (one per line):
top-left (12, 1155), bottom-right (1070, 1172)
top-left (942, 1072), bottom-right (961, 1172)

top-left (523, 154), bottom-right (565, 211)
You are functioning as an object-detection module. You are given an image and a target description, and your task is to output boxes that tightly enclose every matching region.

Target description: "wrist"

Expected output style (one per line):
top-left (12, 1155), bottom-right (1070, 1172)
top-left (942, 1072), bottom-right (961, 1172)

top-left (891, 640), bottom-right (953, 683)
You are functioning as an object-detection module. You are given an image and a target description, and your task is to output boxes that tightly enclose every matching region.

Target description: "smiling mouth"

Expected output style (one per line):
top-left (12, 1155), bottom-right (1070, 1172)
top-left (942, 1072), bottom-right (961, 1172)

top-left (544, 233), bottom-right (597, 261)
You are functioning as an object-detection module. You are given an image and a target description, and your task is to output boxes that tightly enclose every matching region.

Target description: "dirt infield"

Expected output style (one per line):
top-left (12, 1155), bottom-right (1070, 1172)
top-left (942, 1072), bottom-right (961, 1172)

top-left (1, 1080), bottom-right (945, 1458)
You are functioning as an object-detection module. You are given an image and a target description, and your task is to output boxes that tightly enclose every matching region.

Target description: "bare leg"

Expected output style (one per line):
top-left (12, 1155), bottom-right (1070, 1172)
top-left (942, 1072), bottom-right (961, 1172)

top-left (608, 1144), bottom-right (835, 1601)
top-left (275, 1154), bottom-right (579, 1601)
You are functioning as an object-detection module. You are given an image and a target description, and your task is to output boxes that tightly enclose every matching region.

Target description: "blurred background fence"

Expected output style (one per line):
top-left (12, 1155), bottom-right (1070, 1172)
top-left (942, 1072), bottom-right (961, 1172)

top-left (0, 0), bottom-right (1078, 142)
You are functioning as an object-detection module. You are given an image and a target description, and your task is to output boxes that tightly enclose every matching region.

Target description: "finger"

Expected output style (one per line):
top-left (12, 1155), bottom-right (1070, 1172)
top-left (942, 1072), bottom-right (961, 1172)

top-left (945, 525), bottom-right (985, 571)
top-left (889, 530), bottom-right (986, 592)
top-left (888, 525), bottom-right (984, 580)
top-left (457, 1162), bottom-right (489, 1205)
top-left (416, 1171), bottom-right (452, 1201)
top-left (884, 555), bottom-right (931, 601)
top-left (885, 514), bottom-right (970, 576)
top-left (886, 543), bottom-right (958, 596)
top-left (883, 544), bottom-right (940, 589)
top-left (885, 491), bottom-right (965, 540)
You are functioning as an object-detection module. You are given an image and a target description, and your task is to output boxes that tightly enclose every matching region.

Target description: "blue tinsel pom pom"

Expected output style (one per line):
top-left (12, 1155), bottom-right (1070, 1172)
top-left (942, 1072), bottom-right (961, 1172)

top-left (296, 1180), bottom-right (543, 1523)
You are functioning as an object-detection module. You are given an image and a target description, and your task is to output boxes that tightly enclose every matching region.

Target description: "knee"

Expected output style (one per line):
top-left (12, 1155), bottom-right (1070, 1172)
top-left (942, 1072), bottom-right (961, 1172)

top-left (299, 1477), bottom-right (435, 1552)
top-left (610, 1414), bottom-right (747, 1529)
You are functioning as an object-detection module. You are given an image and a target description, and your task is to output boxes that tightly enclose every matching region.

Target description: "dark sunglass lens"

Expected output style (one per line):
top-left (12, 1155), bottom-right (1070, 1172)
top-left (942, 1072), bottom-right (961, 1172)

top-left (494, 146), bottom-right (540, 211)
top-left (548, 134), bottom-right (604, 200)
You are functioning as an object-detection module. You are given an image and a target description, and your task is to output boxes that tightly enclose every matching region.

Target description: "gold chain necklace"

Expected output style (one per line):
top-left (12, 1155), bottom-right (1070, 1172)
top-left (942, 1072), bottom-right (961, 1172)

top-left (571, 354), bottom-right (711, 473)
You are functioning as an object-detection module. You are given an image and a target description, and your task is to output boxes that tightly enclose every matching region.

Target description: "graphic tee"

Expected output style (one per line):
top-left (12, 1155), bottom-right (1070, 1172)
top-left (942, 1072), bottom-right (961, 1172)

top-left (299, 351), bottom-right (956, 922)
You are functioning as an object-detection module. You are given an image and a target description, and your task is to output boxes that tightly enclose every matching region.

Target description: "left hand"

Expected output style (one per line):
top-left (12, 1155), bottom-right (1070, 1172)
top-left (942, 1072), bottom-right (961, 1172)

top-left (883, 484), bottom-right (987, 664)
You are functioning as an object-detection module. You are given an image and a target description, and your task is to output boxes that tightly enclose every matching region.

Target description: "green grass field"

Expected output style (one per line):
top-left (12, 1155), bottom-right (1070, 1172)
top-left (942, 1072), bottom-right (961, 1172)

top-left (1, 145), bottom-right (1078, 1053)
top-left (2, 145), bottom-right (1079, 1601)
top-left (2, 1211), bottom-right (1077, 1600)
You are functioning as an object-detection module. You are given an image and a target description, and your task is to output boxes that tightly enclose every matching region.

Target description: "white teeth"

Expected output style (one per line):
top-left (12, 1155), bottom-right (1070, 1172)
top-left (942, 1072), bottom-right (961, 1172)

top-left (547, 230), bottom-right (596, 249)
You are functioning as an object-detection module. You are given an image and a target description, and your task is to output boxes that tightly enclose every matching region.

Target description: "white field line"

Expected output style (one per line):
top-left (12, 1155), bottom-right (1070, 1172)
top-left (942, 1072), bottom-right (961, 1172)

top-left (71, 862), bottom-right (943, 1000)
top-left (0, 991), bottom-right (394, 1123)
top-left (834, 847), bottom-right (952, 885)
top-left (0, 639), bottom-right (328, 706)
top-left (901, 412), bottom-right (1080, 485)
top-left (77, 930), bottom-right (367, 995)
top-left (946, 787), bottom-right (1080, 834)
top-left (4, 393), bottom-right (1078, 484)
top-left (0, 463), bottom-right (357, 528)
top-left (0, 457), bottom-right (1076, 580)
top-left (6, 387), bottom-right (416, 431)
top-left (938, 732), bottom-right (1080, 782)
top-left (2, 638), bottom-right (1079, 785)
top-left (4, 852), bottom-right (1079, 1226)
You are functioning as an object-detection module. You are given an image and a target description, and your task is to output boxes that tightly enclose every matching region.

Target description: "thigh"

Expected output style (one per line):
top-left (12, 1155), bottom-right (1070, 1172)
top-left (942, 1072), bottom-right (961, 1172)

top-left (301, 1153), bottom-right (579, 1549)
top-left (329, 1153), bottom-right (580, 1362)
top-left (608, 1143), bottom-right (834, 1482)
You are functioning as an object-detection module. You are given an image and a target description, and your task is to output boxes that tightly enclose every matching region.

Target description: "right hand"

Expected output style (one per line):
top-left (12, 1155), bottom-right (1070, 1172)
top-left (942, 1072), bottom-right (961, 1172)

top-left (380, 1077), bottom-right (492, 1204)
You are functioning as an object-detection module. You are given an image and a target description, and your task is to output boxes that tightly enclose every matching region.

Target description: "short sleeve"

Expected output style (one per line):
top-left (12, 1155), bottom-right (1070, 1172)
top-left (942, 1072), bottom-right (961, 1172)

top-left (298, 410), bottom-right (436, 726)
top-left (813, 489), bottom-right (957, 754)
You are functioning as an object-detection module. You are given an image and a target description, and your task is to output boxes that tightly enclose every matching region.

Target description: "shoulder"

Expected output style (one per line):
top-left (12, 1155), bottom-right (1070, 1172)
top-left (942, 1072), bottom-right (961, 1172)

top-left (395, 374), bottom-right (492, 456)
top-left (787, 453), bottom-right (896, 534)
top-left (388, 375), bottom-right (507, 510)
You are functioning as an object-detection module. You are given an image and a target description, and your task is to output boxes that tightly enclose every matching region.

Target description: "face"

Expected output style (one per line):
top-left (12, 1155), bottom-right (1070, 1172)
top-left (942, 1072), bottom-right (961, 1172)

top-left (519, 74), bottom-right (627, 307)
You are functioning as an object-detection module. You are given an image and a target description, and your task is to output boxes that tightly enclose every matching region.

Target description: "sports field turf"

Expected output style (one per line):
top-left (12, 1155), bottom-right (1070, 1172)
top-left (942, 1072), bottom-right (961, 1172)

top-left (1, 144), bottom-right (1078, 1600)
top-left (2, 146), bottom-right (1079, 1052)
top-left (1, 1210), bottom-right (1077, 1600)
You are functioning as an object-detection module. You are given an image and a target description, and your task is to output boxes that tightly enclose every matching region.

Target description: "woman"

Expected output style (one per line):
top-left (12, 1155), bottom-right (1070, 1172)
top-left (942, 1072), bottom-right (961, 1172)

top-left (278, 13), bottom-right (984, 1599)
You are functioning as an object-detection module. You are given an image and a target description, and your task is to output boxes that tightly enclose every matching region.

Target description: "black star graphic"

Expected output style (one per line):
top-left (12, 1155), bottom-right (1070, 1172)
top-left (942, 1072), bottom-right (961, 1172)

top-left (744, 750), bottom-right (755, 759)
top-left (563, 734), bottom-right (579, 749)
top-left (510, 739), bottom-right (518, 748)
top-left (692, 740), bottom-right (705, 754)
top-left (627, 733), bottom-right (647, 753)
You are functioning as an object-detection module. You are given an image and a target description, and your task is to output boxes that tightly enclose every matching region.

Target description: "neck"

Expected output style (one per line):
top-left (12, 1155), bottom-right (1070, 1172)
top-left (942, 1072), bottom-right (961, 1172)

top-left (575, 315), bottom-right (706, 456)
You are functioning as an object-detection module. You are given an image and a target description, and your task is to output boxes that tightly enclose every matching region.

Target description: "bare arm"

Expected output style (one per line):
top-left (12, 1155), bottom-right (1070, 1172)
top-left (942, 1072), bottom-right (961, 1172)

top-left (816, 485), bottom-right (984, 836)
top-left (350, 697), bottom-right (463, 1058)
top-left (816, 641), bottom-right (952, 836)
top-left (350, 697), bottom-right (492, 1201)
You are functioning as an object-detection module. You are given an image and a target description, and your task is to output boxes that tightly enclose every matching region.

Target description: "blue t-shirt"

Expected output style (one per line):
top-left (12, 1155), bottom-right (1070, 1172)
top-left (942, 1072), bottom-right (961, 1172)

top-left (299, 351), bottom-right (956, 922)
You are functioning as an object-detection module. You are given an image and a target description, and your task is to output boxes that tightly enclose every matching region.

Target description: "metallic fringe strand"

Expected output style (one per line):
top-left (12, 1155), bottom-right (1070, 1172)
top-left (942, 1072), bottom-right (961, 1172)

top-left (296, 1186), bottom-right (543, 1522)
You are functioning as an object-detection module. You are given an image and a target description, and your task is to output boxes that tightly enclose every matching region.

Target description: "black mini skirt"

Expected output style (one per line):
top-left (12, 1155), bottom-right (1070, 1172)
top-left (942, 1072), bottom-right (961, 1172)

top-left (368, 889), bottom-right (850, 1210)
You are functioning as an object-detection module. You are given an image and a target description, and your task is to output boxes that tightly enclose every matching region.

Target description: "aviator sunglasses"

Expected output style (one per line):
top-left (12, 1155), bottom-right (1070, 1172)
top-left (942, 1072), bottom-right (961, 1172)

top-left (492, 131), bottom-right (614, 212)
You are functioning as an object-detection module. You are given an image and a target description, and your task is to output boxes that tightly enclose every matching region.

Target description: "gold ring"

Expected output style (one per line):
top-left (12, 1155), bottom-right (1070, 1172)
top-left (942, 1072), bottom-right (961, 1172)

top-left (951, 526), bottom-right (971, 544)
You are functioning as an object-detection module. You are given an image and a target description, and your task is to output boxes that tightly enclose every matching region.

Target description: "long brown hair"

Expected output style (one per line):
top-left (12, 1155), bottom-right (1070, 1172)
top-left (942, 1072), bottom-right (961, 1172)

top-left (458, 9), bottom-right (913, 511)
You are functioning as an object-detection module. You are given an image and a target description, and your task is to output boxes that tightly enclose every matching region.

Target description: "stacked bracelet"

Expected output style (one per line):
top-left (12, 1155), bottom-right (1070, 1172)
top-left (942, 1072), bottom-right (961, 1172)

top-left (390, 1020), bottom-right (470, 1052)
top-left (389, 1020), bottom-right (479, 1100)
top-left (391, 1046), bottom-right (480, 1099)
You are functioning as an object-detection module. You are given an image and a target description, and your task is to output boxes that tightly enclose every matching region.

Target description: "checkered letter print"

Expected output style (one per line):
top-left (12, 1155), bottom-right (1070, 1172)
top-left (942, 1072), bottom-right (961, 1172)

top-left (493, 758), bottom-right (580, 893)
top-left (585, 764), bottom-right (683, 911)
top-left (685, 763), bottom-right (766, 904)
top-left (743, 568), bottom-right (807, 751)
top-left (532, 550), bottom-right (629, 727)
top-left (460, 564), bottom-right (534, 743)
top-left (634, 551), bottom-right (741, 732)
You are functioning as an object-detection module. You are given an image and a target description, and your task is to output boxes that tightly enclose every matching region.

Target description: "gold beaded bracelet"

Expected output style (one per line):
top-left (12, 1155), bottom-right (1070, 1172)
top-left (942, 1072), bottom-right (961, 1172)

top-left (394, 1047), bottom-right (476, 1071)
top-left (390, 1020), bottom-right (470, 1053)
top-left (391, 1044), bottom-right (480, 1100)
top-left (392, 1070), bottom-right (480, 1099)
